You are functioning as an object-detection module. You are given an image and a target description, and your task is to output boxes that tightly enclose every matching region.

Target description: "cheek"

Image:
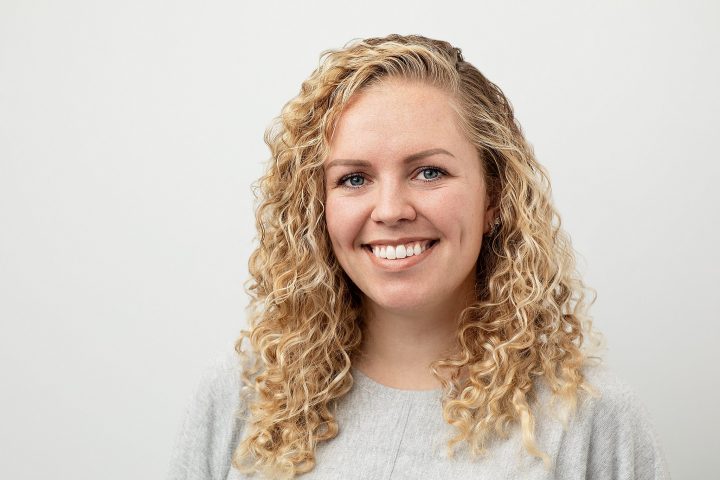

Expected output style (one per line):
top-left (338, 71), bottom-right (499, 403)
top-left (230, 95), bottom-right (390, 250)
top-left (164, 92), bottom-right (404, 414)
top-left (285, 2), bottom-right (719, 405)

top-left (324, 197), bottom-right (364, 247)
top-left (429, 188), bottom-right (485, 242)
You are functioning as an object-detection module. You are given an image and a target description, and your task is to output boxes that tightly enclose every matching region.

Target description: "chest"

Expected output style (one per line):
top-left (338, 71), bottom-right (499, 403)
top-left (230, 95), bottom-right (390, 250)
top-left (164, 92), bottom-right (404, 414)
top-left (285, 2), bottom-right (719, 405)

top-left (227, 390), bottom-right (570, 479)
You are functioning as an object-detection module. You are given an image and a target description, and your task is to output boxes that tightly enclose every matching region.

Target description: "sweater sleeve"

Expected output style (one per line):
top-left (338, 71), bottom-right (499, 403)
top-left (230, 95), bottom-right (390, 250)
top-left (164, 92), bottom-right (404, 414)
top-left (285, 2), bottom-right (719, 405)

top-left (165, 352), bottom-right (247, 480)
top-left (555, 367), bottom-right (672, 480)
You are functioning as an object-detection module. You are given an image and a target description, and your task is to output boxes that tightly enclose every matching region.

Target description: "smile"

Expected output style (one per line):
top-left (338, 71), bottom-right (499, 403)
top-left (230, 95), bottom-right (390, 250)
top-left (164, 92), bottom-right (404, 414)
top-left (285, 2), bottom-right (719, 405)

top-left (362, 240), bottom-right (439, 270)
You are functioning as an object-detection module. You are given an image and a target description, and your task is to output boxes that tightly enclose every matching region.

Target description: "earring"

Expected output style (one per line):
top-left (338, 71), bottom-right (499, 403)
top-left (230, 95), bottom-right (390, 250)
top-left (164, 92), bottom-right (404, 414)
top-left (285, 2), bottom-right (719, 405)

top-left (486, 217), bottom-right (501, 236)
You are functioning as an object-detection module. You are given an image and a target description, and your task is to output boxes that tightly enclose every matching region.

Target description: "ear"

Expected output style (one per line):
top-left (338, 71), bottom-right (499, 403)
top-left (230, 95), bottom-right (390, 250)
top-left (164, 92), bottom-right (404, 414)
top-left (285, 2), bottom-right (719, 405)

top-left (482, 194), bottom-right (500, 235)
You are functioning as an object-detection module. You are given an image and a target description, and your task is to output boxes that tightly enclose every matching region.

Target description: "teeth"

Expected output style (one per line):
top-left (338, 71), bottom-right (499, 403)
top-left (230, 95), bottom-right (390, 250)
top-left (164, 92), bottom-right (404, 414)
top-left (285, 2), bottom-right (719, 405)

top-left (370, 241), bottom-right (434, 260)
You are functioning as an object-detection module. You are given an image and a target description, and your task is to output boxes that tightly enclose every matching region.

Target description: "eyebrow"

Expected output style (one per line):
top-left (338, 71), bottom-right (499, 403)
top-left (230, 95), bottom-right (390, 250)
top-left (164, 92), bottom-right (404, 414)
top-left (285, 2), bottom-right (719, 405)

top-left (325, 148), bottom-right (455, 170)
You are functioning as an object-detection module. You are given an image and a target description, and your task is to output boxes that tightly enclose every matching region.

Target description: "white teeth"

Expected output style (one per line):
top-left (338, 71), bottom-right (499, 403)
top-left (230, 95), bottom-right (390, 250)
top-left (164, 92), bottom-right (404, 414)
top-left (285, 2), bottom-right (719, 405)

top-left (369, 240), bottom-right (434, 260)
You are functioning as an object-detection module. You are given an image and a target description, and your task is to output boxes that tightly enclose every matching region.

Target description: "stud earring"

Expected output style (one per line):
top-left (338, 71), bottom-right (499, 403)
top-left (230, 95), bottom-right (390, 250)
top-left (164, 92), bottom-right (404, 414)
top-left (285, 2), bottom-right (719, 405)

top-left (486, 217), bottom-right (501, 236)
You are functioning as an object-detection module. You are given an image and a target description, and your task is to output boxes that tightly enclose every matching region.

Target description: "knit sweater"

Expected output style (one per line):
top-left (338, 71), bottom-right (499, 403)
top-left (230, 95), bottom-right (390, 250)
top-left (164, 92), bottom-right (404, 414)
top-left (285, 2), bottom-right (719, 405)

top-left (166, 351), bottom-right (671, 479)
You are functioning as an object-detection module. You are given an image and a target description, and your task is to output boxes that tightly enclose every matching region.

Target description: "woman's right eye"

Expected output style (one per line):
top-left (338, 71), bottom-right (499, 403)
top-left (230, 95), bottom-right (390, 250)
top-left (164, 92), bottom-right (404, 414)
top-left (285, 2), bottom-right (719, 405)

top-left (338, 174), bottom-right (366, 189)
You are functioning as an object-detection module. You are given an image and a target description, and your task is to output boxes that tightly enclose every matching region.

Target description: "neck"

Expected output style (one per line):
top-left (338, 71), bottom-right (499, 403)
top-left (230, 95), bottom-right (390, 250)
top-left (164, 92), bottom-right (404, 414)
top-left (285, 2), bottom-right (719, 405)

top-left (352, 283), bottom-right (475, 390)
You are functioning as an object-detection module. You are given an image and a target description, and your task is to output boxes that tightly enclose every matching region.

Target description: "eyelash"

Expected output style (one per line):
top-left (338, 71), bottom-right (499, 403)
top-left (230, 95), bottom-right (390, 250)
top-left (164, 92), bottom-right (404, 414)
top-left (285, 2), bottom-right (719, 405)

top-left (336, 166), bottom-right (448, 190)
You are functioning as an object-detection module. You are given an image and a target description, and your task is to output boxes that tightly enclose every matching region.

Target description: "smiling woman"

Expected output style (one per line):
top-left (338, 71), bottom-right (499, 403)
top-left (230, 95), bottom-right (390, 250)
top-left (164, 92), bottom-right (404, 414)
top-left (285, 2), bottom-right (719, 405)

top-left (166, 34), bottom-right (670, 480)
top-left (324, 79), bottom-right (491, 344)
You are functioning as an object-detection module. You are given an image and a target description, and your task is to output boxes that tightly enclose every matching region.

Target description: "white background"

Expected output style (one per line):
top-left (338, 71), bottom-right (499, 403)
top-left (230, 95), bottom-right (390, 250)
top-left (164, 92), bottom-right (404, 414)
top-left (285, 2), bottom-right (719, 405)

top-left (1, 1), bottom-right (717, 478)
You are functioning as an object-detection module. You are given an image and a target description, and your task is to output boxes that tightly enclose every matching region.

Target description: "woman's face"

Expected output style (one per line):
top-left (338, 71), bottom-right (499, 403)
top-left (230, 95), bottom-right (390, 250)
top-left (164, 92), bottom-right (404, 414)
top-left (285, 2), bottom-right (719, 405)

top-left (324, 78), bottom-right (495, 314)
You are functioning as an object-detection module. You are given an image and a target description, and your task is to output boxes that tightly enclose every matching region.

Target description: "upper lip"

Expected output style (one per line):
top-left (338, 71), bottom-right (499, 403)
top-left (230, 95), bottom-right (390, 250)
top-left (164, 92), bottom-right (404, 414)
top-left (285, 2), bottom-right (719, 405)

top-left (362, 237), bottom-right (438, 247)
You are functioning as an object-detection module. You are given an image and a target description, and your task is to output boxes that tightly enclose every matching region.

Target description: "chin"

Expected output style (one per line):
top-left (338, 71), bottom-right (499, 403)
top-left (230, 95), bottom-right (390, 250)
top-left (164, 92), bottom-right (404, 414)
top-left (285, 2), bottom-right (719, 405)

top-left (364, 290), bottom-right (434, 313)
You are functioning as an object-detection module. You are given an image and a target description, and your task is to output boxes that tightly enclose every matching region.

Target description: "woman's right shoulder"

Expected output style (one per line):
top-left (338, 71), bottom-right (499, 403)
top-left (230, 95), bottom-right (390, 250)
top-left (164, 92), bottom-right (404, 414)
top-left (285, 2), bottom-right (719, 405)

top-left (166, 347), bottom-right (258, 480)
top-left (196, 348), bottom-right (251, 401)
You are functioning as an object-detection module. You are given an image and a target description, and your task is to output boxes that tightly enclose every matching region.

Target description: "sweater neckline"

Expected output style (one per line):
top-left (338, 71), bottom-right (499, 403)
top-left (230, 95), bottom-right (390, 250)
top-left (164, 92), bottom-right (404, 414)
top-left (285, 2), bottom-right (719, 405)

top-left (350, 365), bottom-right (444, 401)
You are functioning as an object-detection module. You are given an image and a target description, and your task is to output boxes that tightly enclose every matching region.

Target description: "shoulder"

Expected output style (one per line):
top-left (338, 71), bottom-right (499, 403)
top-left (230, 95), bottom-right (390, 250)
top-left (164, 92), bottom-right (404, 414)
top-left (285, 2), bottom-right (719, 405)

top-left (580, 362), bottom-right (646, 419)
top-left (195, 350), bottom-right (247, 405)
top-left (179, 349), bottom-right (248, 428)
top-left (550, 361), bottom-right (672, 480)
top-left (166, 348), bottom-right (252, 480)
top-left (534, 361), bottom-right (645, 428)
top-left (578, 362), bottom-right (664, 442)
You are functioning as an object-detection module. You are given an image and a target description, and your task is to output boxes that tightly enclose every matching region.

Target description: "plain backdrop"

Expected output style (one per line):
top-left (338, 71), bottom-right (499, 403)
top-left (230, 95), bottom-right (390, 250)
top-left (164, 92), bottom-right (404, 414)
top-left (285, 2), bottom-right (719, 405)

top-left (1, 1), bottom-right (718, 478)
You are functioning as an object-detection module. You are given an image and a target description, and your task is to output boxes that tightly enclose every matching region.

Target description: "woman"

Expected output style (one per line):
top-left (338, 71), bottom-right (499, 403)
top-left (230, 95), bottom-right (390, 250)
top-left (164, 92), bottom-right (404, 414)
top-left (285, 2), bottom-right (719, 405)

top-left (167, 34), bottom-right (670, 479)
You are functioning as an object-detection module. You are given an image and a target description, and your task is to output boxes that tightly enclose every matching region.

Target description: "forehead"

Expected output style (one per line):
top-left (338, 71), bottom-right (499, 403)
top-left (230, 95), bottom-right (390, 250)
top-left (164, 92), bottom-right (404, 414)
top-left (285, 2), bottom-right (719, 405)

top-left (326, 79), bottom-right (471, 162)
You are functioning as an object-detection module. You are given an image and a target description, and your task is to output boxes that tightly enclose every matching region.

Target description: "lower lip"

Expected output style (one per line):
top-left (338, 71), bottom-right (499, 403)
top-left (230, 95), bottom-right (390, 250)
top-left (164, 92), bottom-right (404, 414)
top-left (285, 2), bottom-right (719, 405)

top-left (362, 241), bottom-right (438, 271)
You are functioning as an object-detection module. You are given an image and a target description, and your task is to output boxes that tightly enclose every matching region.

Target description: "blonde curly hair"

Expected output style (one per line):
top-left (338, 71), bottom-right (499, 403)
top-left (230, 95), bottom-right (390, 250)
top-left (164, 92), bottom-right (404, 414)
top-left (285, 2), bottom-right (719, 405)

top-left (232, 33), bottom-right (604, 478)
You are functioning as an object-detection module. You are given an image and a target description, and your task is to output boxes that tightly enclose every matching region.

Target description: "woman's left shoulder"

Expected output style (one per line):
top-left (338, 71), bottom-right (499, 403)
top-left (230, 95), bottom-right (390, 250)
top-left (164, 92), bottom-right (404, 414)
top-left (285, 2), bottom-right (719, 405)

top-left (580, 361), bottom-right (649, 415)
top-left (551, 361), bottom-right (673, 479)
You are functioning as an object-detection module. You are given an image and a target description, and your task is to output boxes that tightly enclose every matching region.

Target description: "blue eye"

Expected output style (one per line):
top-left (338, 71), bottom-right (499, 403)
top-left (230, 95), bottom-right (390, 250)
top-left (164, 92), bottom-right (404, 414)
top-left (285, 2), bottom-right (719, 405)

top-left (417, 168), bottom-right (442, 181)
top-left (339, 174), bottom-right (365, 188)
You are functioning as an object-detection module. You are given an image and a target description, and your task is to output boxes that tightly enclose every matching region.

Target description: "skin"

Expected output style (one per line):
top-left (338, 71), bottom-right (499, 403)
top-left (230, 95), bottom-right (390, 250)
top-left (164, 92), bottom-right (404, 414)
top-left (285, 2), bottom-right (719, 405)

top-left (323, 78), bottom-right (497, 390)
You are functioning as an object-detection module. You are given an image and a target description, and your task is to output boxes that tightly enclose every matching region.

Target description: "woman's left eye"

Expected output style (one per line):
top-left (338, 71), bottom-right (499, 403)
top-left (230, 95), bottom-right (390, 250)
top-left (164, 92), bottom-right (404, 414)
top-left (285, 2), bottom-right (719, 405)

top-left (415, 167), bottom-right (446, 182)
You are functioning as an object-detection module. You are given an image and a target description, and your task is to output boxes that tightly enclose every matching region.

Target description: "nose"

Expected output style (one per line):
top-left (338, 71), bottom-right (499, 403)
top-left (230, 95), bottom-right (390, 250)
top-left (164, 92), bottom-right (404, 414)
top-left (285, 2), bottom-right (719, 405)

top-left (369, 181), bottom-right (417, 225)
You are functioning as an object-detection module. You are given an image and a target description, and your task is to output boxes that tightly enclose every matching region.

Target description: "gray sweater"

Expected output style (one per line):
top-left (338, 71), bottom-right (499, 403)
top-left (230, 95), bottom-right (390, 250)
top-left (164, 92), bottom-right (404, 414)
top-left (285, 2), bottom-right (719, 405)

top-left (166, 351), bottom-right (670, 479)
